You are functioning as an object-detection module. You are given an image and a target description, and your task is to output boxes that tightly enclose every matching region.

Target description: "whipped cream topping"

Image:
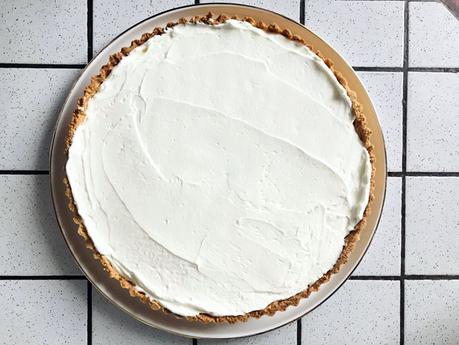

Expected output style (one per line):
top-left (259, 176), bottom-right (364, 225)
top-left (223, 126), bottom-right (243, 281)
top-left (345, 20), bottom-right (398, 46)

top-left (67, 20), bottom-right (371, 317)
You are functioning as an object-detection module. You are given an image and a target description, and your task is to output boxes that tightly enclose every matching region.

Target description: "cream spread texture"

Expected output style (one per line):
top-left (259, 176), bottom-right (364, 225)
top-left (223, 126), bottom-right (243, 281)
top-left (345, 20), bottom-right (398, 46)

top-left (66, 20), bottom-right (371, 317)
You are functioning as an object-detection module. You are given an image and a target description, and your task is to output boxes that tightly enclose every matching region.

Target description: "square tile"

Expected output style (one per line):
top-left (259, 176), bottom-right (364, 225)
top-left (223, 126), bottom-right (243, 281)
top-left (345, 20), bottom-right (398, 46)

top-left (200, 322), bottom-right (296, 345)
top-left (409, 2), bottom-right (459, 68)
top-left (302, 280), bottom-right (399, 345)
top-left (0, 280), bottom-right (87, 344)
top-left (358, 72), bottom-right (403, 171)
top-left (0, 175), bottom-right (80, 275)
top-left (0, 1), bottom-right (87, 63)
top-left (93, 0), bottom-right (193, 54)
top-left (304, 1), bottom-right (404, 67)
top-left (406, 280), bottom-right (459, 345)
top-left (407, 72), bottom-right (459, 172)
top-left (406, 177), bottom-right (459, 274)
top-left (0, 68), bottom-right (80, 170)
top-left (92, 289), bottom-right (188, 345)
top-left (202, 0), bottom-right (300, 21)
top-left (354, 177), bottom-right (401, 276)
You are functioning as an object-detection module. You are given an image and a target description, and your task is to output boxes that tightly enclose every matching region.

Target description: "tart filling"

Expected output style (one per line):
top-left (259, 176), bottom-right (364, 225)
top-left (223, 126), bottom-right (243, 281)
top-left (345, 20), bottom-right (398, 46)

top-left (66, 19), bottom-right (372, 318)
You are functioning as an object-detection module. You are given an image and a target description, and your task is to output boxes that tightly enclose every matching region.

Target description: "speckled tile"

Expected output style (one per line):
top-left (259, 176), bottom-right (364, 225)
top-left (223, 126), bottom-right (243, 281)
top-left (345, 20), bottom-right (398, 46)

top-left (0, 1), bottom-right (86, 64)
top-left (407, 72), bottom-right (459, 172)
top-left (0, 280), bottom-right (86, 345)
top-left (0, 68), bottom-right (80, 170)
top-left (301, 280), bottom-right (399, 345)
top-left (0, 175), bottom-right (80, 275)
top-left (200, 321), bottom-right (296, 345)
top-left (93, 0), bottom-right (193, 54)
top-left (354, 177), bottom-right (401, 276)
top-left (405, 280), bottom-right (459, 345)
top-left (406, 177), bottom-right (459, 274)
top-left (409, 2), bottom-right (459, 68)
top-left (92, 289), bottom-right (188, 345)
top-left (304, 1), bottom-right (404, 67)
top-left (357, 72), bottom-right (403, 171)
top-left (202, 0), bottom-right (300, 21)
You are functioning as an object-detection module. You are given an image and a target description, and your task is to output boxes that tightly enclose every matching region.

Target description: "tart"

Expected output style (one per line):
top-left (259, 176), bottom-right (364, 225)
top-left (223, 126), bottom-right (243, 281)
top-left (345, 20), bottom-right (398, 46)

top-left (65, 13), bottom-right (374, 323)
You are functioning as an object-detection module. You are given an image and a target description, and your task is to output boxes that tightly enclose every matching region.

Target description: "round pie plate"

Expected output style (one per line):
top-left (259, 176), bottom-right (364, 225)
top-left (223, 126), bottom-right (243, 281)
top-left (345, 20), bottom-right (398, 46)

top-left (50, 3), bottom-right (387, 340)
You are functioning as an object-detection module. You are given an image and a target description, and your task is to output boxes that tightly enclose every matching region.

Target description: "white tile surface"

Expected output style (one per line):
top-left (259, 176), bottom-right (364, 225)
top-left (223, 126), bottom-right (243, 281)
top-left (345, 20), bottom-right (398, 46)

top-left (0, 175), bottom-right (80, 275)
top-left (358, 72), bottom-right (403, 171)
top-left (301, 280), bottom-right (399, 345)
top-left (409, 2), bottom-right (459, 68)
top-left (354, 177), bottom-right (401, 276)
top-left (1, 1), bottom-right (458, 344)
top-left (406, 177), bottom-right (459, 274)
top-left (0, 1), bottom-right (87, 64)
top-left (92, 289), bottom-right (188, 345)
top-left (202, 0), bottom-right (300, 21)
top-left (406, 280), bottom-right (459, 345)
top-left (304, 1), bottom-right (404, 67)
top-left (407, 72), bottom-right (459, 172)
top-left (93, 0), bottom-right (192, 54)
top-left (0, 68), bottom-right (80, 170)
top-left (0, 280), bottom-right (86, 344)
top-left (201, 322), bottom-right (296, 345)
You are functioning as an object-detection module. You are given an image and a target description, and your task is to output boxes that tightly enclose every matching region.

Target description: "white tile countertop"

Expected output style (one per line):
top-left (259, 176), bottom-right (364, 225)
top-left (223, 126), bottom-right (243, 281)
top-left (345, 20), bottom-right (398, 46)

top-left (0, 0), bottom-right (458, 344)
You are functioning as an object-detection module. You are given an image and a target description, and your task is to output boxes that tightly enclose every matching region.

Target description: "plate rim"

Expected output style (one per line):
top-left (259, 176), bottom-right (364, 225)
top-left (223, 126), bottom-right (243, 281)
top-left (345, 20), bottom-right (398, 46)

top-left (49, 2), bottom-right (387, 339)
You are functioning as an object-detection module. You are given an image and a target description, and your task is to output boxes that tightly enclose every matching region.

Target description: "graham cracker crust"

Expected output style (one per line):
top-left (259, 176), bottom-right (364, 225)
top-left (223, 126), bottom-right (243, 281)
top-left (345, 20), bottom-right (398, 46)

top-left (64, 12), bottom-right (376, 324)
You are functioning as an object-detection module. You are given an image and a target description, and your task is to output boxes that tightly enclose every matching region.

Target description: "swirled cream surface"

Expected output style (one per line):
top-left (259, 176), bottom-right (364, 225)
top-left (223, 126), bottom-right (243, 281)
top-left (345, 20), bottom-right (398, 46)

top-left (67, 20), bottom-right (371, 317)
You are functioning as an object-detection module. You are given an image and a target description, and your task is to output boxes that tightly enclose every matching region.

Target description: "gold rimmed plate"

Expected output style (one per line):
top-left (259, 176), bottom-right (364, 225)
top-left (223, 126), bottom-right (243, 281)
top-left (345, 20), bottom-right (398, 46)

top-left (50, 3), bottom-right (387, 339)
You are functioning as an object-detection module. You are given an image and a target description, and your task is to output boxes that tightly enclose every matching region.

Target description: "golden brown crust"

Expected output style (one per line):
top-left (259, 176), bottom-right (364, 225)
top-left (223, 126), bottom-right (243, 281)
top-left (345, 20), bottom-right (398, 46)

top-left (64, 13), bottom-right (376, 324)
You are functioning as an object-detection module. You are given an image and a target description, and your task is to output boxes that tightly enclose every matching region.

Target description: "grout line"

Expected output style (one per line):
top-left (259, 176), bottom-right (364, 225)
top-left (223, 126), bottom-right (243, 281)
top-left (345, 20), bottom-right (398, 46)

top-left (353, 66), bottom-right (403, 72)
top-left (3, 274), bottom-right (459, 281)
top-left (408, 67), bottom-right (459, 73)
top-left (0, 275), bottom-right (87, 280)
top-left (192, 339), bottom-right (198, 345)
top-left (400, 148), bottom-right (407, 344)
top-left (400, 278), bottom-right (405, 345)
top-left (350, 0), bottom-right (441, 2)
top-left (389, 171), bottom-right (459, 177)
top-left (87, 0), bottom-right (94, 62)
top-left (297, 318), bottom-right (302, 345)
top-left (0, 63), bottom-right (85, 69)
top-left (405, 275), bottom-right (459, 280)
top-left (2, 170), bottom-right (459, 177)
top-left (350, 275), bottom-right (401, 280)
top-left (400, 173), bottom-right (406, 345)
top-left (0, 170), bottom-right (49, 175)
top-left (87, 280), bottom-right (92, 345)
top-left (405, 274), bottom-right (459, 280)
top-left (353, 67), bottom-right (459, 73)
top-left (400, 2), bottom-right (409, 344)
top-left (335, 0), bottom-right (418, 1)
top-left (335, 0), bottom-right (422, 1)
top-left (404, 172), bottom-right (459, 177)
top-left (0, 64), bottom-right (455, 72)
top-left (300, 0), bottom-right (305, 24)
top-left (401, 0), bottom-right (409, 249)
